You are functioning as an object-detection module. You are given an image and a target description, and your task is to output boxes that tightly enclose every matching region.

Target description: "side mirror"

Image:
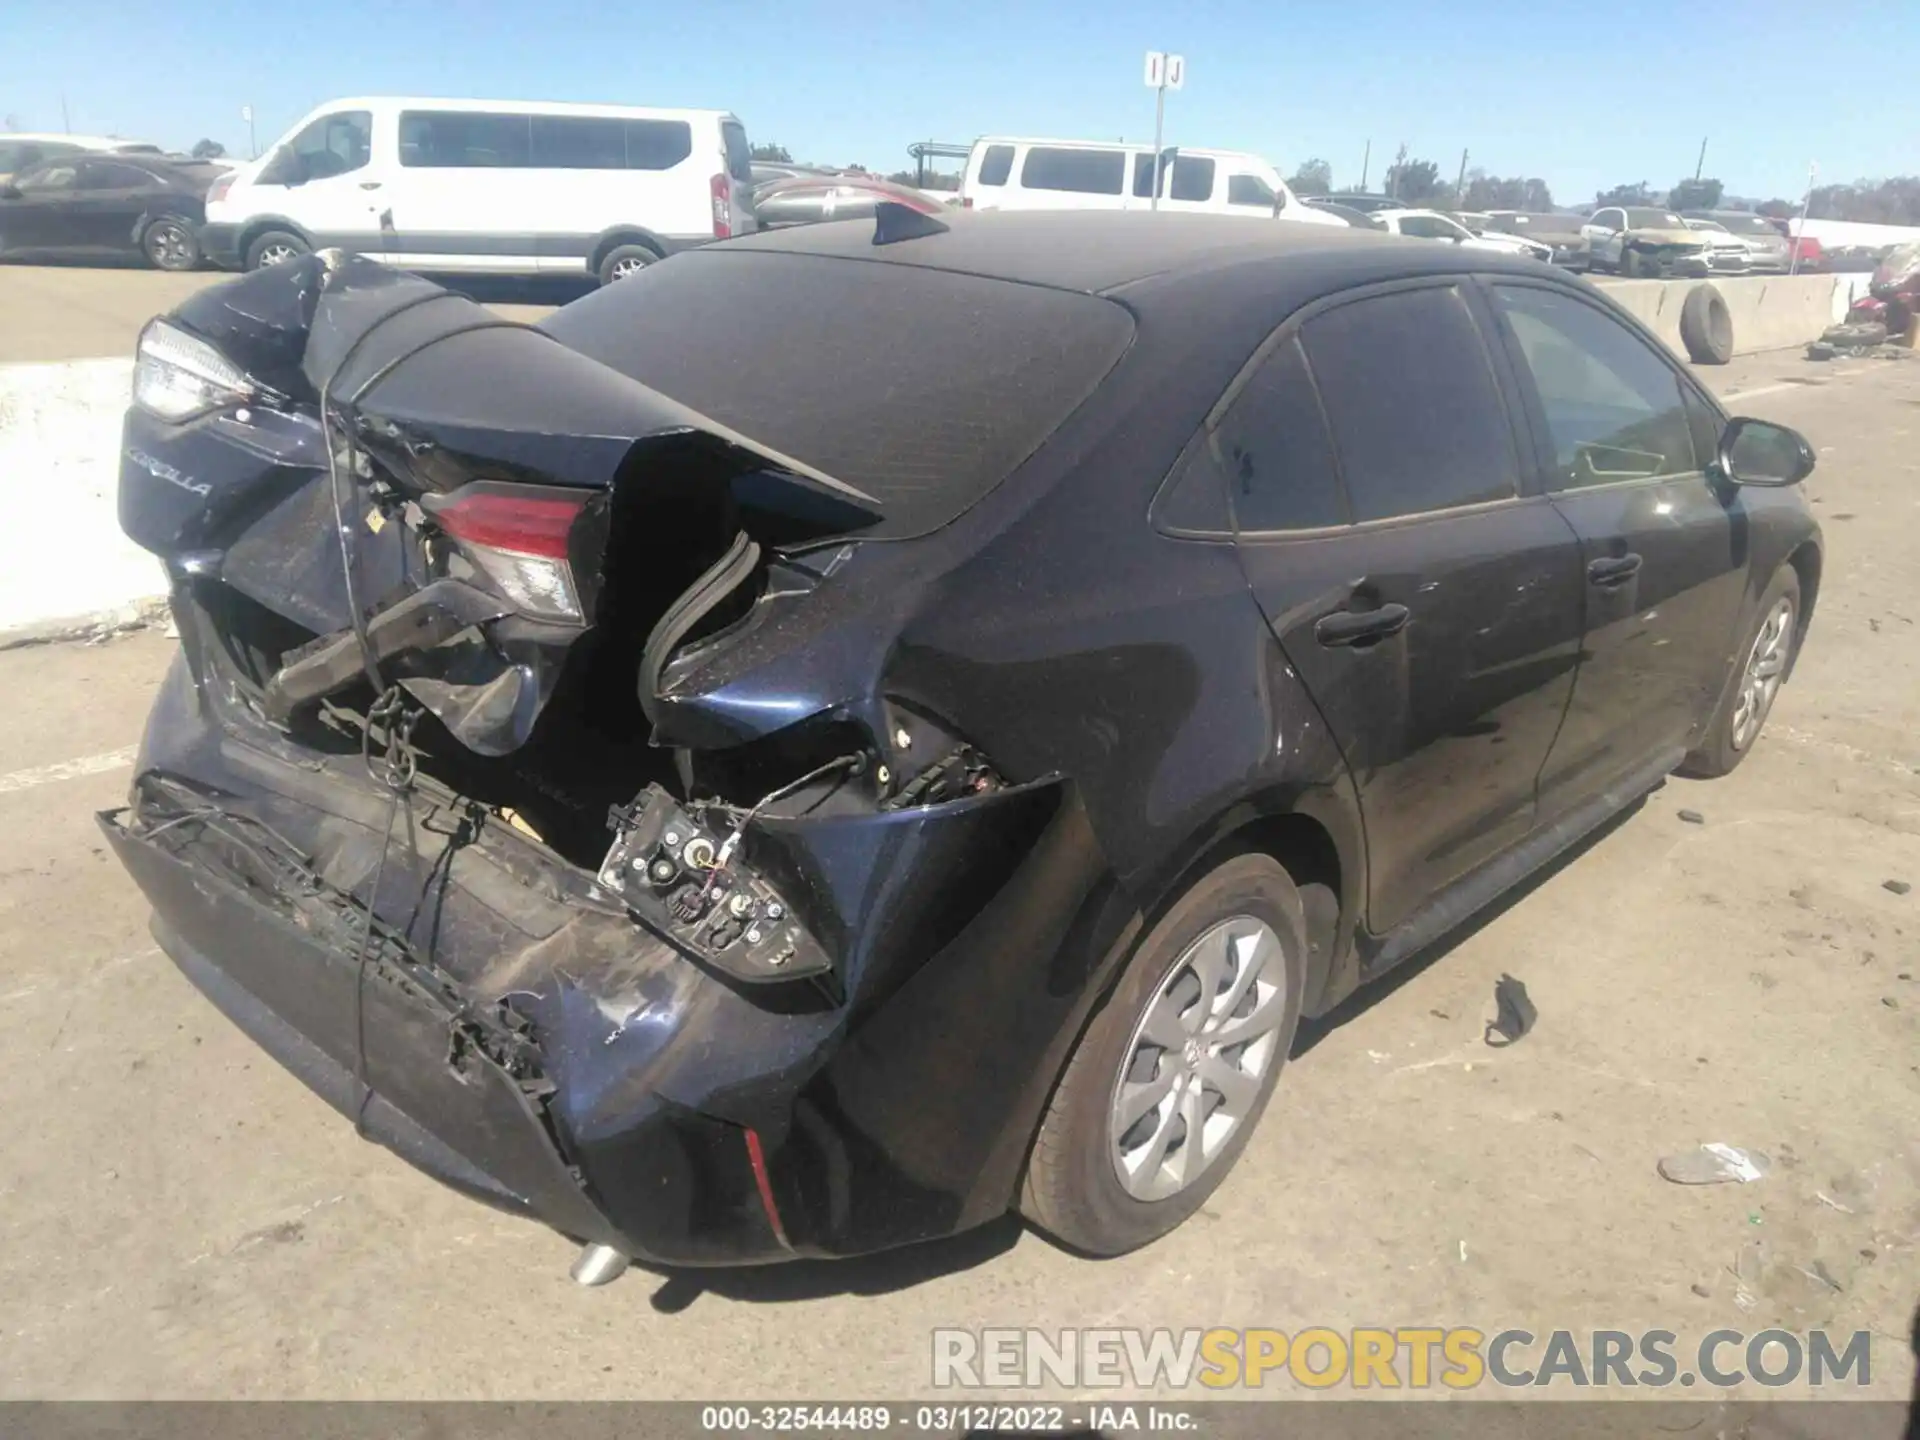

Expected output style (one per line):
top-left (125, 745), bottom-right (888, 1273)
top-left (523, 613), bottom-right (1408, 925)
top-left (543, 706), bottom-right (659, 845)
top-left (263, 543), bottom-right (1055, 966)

top-left (1718, 417), bottom-right (1815, 487)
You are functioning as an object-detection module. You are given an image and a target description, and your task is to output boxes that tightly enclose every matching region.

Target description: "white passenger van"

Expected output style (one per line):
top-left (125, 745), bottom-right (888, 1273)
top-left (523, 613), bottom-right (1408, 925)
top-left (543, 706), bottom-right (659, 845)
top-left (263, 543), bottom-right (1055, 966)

top-left (959, 137), bottom-right (1342, 226)
top-left (200, 97), bottom-right (757, 285)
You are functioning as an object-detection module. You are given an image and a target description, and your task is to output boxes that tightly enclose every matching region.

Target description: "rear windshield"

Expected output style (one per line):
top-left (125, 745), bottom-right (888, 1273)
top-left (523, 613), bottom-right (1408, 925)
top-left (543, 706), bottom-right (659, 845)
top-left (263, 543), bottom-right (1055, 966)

top-left (539, 251), bottom-right (1136, 537)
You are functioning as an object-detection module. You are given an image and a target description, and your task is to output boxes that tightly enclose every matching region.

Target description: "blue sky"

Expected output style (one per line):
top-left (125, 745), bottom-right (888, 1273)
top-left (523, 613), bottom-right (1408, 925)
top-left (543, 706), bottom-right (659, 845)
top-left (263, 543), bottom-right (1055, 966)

top-left (5, 0), bottom-right (1909, 205)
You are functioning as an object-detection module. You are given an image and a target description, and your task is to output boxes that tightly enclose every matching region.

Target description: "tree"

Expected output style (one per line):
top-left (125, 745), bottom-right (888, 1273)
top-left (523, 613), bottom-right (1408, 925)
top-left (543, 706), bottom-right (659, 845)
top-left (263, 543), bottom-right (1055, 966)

top-left (1287, 158), bottom-right (1332, 196)
top-left (749, 142), bottom-right (792, 163)
top-left (1459, 172), bottom-right (1556, 212)
top-left (1668, 176), bottom-right (1723, 211)
top-left (1756, 198), bottom-right (1795, 219)
top-left (1382, 148), bottom-right (1445, 204)
top-left (1805, 176), bottom-right (1920, 225)
top-left (887, 169), bottom-right (959, 191)
top-left (190, 138), bottom-right (226, 160)
top-left (1595, 181), bottom-right (1654, 207)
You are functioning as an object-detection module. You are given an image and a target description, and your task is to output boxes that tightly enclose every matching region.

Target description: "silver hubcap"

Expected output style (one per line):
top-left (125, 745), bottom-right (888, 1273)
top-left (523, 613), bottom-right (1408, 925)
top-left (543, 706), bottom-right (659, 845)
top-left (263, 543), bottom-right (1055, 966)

top-left (1109, 916), bottom-right (1288, 1202)
top-left (150, 225), bottom-right (189, 265)
top-left (610, 255), bottom-right (648, 280)
top-left (1730, 596), bottom-right (1794, 751)
top-left (258, 243), bottom-right (297, 267)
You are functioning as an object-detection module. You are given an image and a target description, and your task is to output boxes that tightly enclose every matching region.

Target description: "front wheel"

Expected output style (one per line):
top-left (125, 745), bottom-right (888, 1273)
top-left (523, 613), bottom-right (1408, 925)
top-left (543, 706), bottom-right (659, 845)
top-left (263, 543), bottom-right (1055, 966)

top-left (142, 217), bottom-right (200, 271)
top-left (1020, 853), bottom-right (1307, 1256)
top-left (1679, 565), bottom-right (1801, 779)
top-left (244, 229), bottom-right (310, 271)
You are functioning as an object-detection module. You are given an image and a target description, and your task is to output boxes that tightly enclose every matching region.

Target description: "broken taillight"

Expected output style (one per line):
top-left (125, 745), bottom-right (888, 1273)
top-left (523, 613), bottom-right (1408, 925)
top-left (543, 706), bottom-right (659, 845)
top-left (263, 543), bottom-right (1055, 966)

top-left (425, 482), bottom-right (593, 623)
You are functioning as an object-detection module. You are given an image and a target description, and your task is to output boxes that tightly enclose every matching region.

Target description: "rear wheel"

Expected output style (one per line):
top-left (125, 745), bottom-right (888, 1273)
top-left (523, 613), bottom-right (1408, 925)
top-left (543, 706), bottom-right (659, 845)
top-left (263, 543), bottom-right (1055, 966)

top-left (245, 229), bottom-right (309, 271)
top-left (1020, 853), bottom-right (1307, 1256)
top-left (596, 242), bottom-right (660, 287)
top-left (1680, 565), bottom-right (1801, 779)
top-left (142, 218), bottom-right (200, 271)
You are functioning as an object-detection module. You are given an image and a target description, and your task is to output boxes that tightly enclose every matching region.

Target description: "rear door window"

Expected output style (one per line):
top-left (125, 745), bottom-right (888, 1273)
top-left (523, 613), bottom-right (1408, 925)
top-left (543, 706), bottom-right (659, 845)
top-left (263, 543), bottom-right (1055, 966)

top-left (1020, 147), bottom-right (1124, 195)
top-left (1490, 284), bottom-right (1696, 487)
top-left (1216, 338), bottom-right (1345, 531)
top-left (720, 121), bottom-right (752, 181)
top-left (976, 144), bottom-right (1014, 187)
top-left (1301, 286), bottom-right (1521, 522)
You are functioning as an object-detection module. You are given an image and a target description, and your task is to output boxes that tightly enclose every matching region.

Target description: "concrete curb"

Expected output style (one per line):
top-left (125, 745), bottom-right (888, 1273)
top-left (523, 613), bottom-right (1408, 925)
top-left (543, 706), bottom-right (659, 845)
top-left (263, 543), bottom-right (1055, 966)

top-left (0, 596), bottom-right (170, 652)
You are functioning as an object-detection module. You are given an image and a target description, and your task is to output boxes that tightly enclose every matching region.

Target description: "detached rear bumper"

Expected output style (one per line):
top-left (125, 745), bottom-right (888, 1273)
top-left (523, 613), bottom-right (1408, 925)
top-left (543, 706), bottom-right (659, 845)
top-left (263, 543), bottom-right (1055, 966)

top-left (107, 650), bottom-right (1099, 1266)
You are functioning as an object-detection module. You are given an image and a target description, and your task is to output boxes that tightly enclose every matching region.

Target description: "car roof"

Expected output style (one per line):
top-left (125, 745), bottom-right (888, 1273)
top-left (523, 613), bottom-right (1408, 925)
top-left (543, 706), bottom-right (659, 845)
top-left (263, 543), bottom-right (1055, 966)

top-left (307, 97), bottom-right (737, 121)
top-left (1, 133), bottom-right (151, 149)
top-left (970, 136), bottom-right (1262, 162)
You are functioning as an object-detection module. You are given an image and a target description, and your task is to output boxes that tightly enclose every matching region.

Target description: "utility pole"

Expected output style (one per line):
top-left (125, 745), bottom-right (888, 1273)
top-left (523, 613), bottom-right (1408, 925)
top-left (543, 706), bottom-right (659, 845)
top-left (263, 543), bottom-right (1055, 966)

top-left (1143, 51), bottom-right (1185, 211)
top-left (1359, 139), bottom-right (1370, 190)
top-left (60, 94), bottom-right (70, 134)
top-left (1455, 148), bottom-right (1469, 206)
top-left (242, 103), bottom-right (257, 159)
top-left (1694, 136), bottom-right (1708, 181)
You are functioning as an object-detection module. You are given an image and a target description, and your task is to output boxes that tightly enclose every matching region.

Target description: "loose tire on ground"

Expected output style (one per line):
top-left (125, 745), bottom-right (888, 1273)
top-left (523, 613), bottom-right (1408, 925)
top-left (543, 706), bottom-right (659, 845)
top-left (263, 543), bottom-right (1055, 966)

top-left (141, 218), bottom-right (200, 272)
top-left (596, 242), bottom-right (661, 287)
top-left (1020, 852), bottom-right (1308, 1257)
top-left (245, 229), bottom-right (311, 271)
top-left (1678, 564), bottom-right (1802, 779)
top-left (1680, 283), bottom-right (1734, 365)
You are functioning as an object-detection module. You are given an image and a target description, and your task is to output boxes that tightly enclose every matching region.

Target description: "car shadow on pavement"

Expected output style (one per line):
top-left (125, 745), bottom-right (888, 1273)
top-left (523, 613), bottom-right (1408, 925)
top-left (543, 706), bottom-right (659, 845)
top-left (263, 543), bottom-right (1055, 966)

top-left (1291, 792), bottom-right (1651, 1058)
top-left (640, 1214), bottom-right (1025, 1312)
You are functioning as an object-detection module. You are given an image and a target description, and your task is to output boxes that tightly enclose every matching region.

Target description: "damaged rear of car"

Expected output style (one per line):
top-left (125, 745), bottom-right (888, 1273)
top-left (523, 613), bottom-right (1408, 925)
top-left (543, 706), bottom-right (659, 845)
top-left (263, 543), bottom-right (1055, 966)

top-left (105, 241), bottom-right (1150, 1266)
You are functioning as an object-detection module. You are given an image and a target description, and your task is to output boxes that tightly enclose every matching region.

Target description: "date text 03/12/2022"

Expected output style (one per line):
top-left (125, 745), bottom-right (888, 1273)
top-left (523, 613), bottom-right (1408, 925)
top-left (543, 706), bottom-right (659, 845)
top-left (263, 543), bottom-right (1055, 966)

top-left (699, 1404), bottom-right (1198, 1432)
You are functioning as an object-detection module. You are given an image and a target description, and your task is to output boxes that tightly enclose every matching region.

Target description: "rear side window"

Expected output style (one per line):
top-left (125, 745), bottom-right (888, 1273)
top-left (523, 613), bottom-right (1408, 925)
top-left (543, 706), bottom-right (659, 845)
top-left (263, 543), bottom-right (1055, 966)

top-left (79, 160), bottom-right (154, 189)
top-left (1491, 284), bottom-right (1696, 487)
top-left (531, 116), bottom-right (625, 170)
top-left (628, 119), bottom-right (695, 171)
top-left (721, 121), bottom-right (752, 182)
top-left (399, 111), bottom-right (532, 168)
top-left (1168, 156), bottom-right (1215, 203)
top-left (1216, 338), bottom-right (1345, 532)
top-left (1021, 147), bottom-right (1124, 195)
top-left (976, 144), bottom-right (1014, 187)
top-left (540, 252), bottom-right (1136, 539)
top-left (1302, 286), bottom-right (1519, 522)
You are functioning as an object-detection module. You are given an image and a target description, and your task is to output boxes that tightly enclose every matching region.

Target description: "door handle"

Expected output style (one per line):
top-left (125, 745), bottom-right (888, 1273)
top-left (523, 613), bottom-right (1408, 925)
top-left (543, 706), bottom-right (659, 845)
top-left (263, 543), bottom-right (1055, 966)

top-left (1315, 603), bottom-right (1410, 648)
top-left (1587, 554), bottom-right (1643, 587)
top-left (359, 181), bottom-right (383, 190)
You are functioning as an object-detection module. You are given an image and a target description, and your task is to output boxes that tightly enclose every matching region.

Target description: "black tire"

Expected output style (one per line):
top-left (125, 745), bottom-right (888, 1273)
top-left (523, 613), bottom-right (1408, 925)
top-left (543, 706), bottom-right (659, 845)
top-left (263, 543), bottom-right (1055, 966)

top-left (141, 217), bottom-right (200, 272)
top-left (1680, 283), bottom-right (1734, 365)
top-left (1020, 852), bottom-right (1308, 1256)
top-left (1819, 321), bottom-right (1888, 348)
top-left (244, 229), bottom-right (310, 271)
top-left (1679, 565), bottom-right (1801, 779)
top-left (596, 241), bottom-right (660, 287)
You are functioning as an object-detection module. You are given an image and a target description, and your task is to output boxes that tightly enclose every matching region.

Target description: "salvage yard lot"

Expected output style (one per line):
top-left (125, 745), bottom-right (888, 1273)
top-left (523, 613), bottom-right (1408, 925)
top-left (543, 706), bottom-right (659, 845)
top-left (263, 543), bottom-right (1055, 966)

top-left (0, 268), bottom-right (1916, 1401)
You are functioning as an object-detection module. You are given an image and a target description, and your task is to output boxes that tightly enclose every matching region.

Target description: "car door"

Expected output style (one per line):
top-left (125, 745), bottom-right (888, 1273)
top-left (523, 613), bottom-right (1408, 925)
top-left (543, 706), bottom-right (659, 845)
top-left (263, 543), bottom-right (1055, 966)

top-left (1227, 281), bottom-right (1586, 936)
top-left (1480, 279), bottom-right (1748, 819)
top-left (69, 159), bottom-right (160, 254)
top-left (0, 159), bottom-right (85, 254)
top-left (257, 108), bottom-right (384, 253)
top-left (1584, 208), bottom-right (1624, 268)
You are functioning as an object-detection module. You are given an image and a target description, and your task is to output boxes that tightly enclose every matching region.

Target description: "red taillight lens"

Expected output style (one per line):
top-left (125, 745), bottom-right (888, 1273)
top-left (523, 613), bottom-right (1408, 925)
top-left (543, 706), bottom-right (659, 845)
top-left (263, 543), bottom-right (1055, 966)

top-left (961, 195), bottom-right (974, 209)
top-left (207, 174), bottom-right (233, 205)
top-left (711, 172), bottom-right (732, 238)
top-left (426, 483), bottom-right (592, 622)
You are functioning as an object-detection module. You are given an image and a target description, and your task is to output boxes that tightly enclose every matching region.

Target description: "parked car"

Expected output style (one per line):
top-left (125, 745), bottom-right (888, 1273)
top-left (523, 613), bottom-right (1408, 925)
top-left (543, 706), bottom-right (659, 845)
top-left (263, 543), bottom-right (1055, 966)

top-left (959, 137), bottom-right (1343, 225)
top-left (1680, 210), bottom-right (1791, 273)
top-left (1452, 210), bottom-right (1494, 233)
top-left (753, 172), bottom-right (947, 228)
top-left (1483, 211), bottom-right (1592, 270)
top-left (1306, 200), bottom-right (1386, 230)
top-left (1582, 206), bottom-right (1710, 277)
top-left (1305, 192), bottom-right (1402, 215)
top-left (0, 154), bottom-right (216, 269)
top-left (108, 212), bottom-right (1820, 1270)
top-left (0, 132), bottom-right (165, 184)
top-left (199, 96), bottom-right (758, 285)
top-left (1372, 207), bottom-right (1553, 261)
top-left (1681, 217), bottom-right (1752, 274)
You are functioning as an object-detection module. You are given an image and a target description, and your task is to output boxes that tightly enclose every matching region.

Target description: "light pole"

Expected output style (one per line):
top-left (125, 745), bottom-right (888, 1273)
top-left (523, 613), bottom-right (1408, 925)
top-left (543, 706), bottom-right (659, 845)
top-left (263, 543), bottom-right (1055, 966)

top-left (1143, 51), bottom-right (1185, 211)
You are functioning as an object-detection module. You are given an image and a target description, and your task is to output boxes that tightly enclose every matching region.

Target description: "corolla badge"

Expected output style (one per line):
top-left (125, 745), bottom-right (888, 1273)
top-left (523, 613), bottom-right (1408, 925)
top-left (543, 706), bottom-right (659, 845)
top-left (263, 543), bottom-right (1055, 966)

top-left (126, 447), bottom-right (211, 497)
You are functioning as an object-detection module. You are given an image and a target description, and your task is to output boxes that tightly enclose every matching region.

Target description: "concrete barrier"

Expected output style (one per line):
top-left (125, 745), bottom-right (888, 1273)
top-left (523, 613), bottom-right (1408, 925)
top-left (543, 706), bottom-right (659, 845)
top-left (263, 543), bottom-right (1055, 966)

top-left (0, 359), bottom-right (167, 644)
top-left (1593, 274), bottom-right (1838, 359)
